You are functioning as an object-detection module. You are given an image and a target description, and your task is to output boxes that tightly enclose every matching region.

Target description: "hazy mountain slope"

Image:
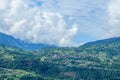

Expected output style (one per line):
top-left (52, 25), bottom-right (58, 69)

top-left (81, 37), bottom-right (120, 47)
top-left (0, 32), bottom-right (56, 50)
top-left (0, 32), bottom-right (23, 48)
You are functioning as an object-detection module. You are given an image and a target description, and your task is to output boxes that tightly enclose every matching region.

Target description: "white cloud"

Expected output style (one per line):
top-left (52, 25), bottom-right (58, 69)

top-left (59, 24), bottom-right (78, 46)
top-left (105, 0), bottom-right (120, 38)
top-left (0, 0), bottom-right (10, 10)
top-left (1, 0), bottom-right (120, 46)
top-left (0, 0), bottom-right (78, 46)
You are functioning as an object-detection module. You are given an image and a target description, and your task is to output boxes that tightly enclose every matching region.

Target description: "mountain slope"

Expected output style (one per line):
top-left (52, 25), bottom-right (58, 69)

top-left (78, 37), bottom-right (120, 56)
top-left (0, 37), bottom-right (120, 80)
top-left (81, 37), bottom-right (120, 47)
top-left (0, 32), bottom-right (56, 50)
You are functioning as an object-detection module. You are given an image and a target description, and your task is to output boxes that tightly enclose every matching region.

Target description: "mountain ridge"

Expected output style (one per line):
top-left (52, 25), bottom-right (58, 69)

top-left (81, 37), bottom-right (120, 47)
top-left (0, 34), bottom-right (120, 79)
top-left (0, 32), bottom-right (57, 50)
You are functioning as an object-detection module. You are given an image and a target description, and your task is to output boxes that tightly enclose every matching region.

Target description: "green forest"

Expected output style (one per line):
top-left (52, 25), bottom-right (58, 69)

top-left (0, 37), bottom-right (120, 80)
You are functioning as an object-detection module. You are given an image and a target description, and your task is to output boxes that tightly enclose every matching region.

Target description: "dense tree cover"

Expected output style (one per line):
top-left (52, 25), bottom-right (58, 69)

top-left (0, 37), bottom-right (120, 80)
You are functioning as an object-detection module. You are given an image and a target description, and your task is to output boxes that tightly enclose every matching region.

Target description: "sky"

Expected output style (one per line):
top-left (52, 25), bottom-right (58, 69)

top-left (0, 0), bottom-right (120, 47)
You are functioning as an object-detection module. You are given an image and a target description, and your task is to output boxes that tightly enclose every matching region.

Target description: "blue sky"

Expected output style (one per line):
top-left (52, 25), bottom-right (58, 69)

top-left (0, 0), bottom-right (120, 46)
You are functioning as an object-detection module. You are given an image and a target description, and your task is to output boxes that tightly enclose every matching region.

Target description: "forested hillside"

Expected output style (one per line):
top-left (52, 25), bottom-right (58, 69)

top-left (0, 37), bottom-right (120, 80)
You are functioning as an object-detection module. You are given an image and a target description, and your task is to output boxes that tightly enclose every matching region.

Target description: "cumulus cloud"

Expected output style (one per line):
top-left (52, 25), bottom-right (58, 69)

top-left (1, 0), bottom-right (120, 46)
top-left (59, 24), bottom-right (78, 46)
top-left (106, 0), bottom-right (120, 38)
top-left (0, 0), bottom-right (10, 10)
top-left (0, 0), bottom-right (78, 46)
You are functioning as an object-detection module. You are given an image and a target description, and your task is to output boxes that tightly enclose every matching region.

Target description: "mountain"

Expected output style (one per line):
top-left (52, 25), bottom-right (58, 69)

top-left (0, 37), bottom-right (120, 80)
top-left (81, 37), bottom-right (120, 47)
top-left (78, 37), bottom-right (120, 56)
top-left (0, 32), bottom-right (56, 50)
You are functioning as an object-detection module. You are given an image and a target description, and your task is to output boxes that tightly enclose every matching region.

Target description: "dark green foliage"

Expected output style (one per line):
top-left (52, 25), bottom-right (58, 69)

top-left (7, 78), bottom-right (14, 80)
top-left (0, 37), bottom-right (120, 79)
top-left (20, 75), bottom-right (45, 80)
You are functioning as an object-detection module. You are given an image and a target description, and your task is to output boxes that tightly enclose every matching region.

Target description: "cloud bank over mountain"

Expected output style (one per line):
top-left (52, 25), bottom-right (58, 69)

top-left (0, 0), bottom-right (78, 46)
top-left (0, 0), bottom-right (120, 46)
